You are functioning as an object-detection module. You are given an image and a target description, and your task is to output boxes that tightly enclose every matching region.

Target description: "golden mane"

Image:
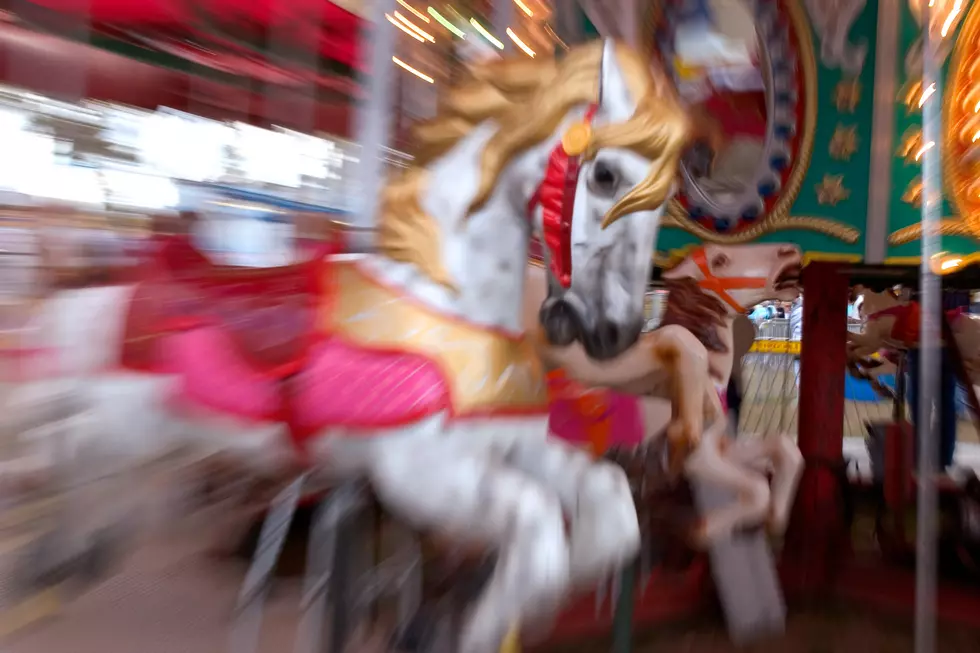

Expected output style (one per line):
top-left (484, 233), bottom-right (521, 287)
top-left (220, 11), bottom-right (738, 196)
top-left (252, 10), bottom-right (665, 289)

top-left (377, 41), bottom-right (691, 288)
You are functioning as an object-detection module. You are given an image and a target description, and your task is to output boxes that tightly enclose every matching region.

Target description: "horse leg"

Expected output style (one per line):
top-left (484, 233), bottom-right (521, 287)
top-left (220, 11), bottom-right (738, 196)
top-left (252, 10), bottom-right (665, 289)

top-left (509, 437), bottom-right (640, 591)
top-left (684, 429), bottom-right (771, 544)
top-left (647, 326), bottom-right (713, 456)
top-left (368, 442), bottom-right (569, 653)
top-left (726, 436), bottom-right (804, 535)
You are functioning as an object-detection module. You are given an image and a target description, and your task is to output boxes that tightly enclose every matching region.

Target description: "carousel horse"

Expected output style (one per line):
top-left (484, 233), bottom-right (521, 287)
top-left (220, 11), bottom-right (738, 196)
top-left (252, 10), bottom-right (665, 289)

top-left (22, 41), bottom-right (702, 652)
top-left (848, 285), bottom-right (980, 392)
top-left (536, 243), bottom-right (805, 545)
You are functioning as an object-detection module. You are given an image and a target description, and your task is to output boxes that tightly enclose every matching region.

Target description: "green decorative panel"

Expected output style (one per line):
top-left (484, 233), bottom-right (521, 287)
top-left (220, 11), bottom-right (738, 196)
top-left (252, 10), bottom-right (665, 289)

top-left (652, 0), bottom-right (878, 262)
top-left (886, 2), bottom-right (979, 261)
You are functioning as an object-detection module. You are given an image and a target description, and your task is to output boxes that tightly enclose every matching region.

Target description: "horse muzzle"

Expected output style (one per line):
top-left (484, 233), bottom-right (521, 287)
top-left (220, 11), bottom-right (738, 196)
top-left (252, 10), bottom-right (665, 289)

top-left (539, 298), bottom-right (642, 361)
top-left (580, 318), bottom-right (643, 361)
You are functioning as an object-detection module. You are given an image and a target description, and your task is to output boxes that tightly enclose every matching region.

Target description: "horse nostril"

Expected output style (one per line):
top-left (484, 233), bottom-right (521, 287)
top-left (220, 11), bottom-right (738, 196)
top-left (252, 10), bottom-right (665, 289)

top-left (588, 320), bottom-right (641, 360)
top-left (540, 301), bottom-right (580, 347)
top-left (778, 247), bottom-right (798, 258)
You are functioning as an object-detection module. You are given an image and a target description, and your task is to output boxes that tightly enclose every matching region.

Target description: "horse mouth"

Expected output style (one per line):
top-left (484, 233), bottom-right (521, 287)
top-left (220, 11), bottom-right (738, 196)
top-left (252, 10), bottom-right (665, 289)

top-left (773, 264), bottom-right (802, 291)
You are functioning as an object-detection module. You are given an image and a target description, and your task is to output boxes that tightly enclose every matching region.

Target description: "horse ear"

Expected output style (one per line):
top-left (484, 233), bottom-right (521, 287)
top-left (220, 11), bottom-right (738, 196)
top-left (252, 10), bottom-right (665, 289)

top-left (599, 40), bottom-right (635, 123)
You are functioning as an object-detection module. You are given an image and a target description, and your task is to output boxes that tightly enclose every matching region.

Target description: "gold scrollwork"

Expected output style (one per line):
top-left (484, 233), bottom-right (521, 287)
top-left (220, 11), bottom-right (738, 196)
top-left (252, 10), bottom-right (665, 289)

top-left (656, 0), bottom-right (844, 244)
top-left (896, 126), bottom-right (924, 163)
top-left (901, 177), bottom-right (923, 208)
top-left (888, 219), bottom-right (974, 245)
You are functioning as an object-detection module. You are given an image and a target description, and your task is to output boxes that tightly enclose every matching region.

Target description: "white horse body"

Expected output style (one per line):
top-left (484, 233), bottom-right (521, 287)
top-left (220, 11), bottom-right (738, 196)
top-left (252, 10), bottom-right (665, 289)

top-left (1, 282), bottom-right (298, 501)
top-left (7, 41), bottom-right (699, 652)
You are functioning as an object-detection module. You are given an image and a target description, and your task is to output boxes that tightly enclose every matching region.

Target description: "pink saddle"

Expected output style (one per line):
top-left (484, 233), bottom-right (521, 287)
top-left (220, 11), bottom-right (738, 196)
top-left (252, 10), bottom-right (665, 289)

top-left (289, 338), bottom-right (451, 447)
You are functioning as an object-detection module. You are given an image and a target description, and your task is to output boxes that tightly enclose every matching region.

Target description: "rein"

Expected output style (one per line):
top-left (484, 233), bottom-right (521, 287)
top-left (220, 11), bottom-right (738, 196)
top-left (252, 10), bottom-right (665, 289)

top-left (689, 247), bottom-right (767, 313)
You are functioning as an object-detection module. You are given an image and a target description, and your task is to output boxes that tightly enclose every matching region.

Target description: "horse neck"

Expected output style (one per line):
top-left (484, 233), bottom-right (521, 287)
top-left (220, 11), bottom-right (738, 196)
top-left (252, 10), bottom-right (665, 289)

top-left (868, 293), bottom-right (902, 316)
top-left (707, 318), bottom-right (735, 388)
top-left (401, 124), bottom-right (554, 334)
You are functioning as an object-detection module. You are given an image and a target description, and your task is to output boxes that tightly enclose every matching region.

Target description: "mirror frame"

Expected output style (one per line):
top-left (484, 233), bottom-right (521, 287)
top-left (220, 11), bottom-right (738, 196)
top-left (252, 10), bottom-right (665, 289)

top-left (641, 0), bottom-right (819, 244)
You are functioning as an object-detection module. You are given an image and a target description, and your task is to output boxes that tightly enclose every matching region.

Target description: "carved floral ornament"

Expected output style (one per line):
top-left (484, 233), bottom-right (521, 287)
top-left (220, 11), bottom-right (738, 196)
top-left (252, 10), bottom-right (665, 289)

top-left (891, 0), bottom-right (980, 245)
top-left (643, 0), bottom-right (858, 245)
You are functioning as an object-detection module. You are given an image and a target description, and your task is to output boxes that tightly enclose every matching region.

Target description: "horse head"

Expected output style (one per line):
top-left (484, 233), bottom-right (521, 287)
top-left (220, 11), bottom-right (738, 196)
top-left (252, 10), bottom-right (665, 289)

top-left (394, 39), bottom-right (689, 360)
top-left (851, 284), bottom-right (903, 320)
top-left (663, 243), bottom-right (803, 314)
top-left (534, 41), bottom-right (690, 360)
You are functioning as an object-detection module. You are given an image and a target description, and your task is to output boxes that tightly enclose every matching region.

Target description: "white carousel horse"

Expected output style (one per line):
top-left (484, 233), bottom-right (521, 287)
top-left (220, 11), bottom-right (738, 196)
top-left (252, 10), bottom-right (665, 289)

top-left (16, 41), bottom-right (702, 652)
top-left (536, 243), bottom-right (805, 544)
top-left (294, 40), bottom-right (695, 652)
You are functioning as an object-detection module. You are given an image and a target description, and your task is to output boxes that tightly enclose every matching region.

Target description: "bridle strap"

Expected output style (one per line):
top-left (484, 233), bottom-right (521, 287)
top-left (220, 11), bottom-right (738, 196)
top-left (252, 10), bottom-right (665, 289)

top-left (690, 247), bottom-right (767, 314)
top-left (527, 104), bottom-right (599, 288)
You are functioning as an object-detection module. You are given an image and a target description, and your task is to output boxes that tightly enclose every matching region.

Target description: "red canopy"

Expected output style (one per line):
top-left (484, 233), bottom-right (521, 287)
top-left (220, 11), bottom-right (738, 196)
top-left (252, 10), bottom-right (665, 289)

top-left (0, 20), bottom-right (354, 135)
top-left (19, 0), bottom-right (364, 69)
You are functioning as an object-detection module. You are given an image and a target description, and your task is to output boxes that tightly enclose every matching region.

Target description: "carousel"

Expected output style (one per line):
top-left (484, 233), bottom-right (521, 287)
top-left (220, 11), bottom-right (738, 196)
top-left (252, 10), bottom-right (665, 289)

top-left (5, 1), bottom-right (980, 653)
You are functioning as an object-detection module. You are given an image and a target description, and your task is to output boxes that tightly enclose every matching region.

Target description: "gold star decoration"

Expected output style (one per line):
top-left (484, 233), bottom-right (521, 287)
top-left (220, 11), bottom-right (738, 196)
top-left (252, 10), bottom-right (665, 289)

top-left (829, 124), bottom-right (858, 161)
top-left (896, 127), bottom-right (923, 163)
top-left (815, 174), bottom-right (850, 206)
top-left (834, 78), bottom-right (862, 113)
top-left (901, 177), bottom-right (923, 208)
top-left (899, 78), bottom-right (924, 114)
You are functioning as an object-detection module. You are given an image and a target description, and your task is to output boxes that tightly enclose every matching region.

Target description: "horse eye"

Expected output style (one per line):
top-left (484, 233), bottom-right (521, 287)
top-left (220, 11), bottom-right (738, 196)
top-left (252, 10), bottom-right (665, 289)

top-left (712, 254), bottom-right (730, 268)
top-left (589, 160), bottom-right (620, 197)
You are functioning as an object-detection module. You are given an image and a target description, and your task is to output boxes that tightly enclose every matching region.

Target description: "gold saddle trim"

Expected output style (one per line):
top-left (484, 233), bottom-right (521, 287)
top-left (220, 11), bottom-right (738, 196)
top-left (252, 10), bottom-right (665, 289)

top-left (320, 262), bottom-right (549, 416)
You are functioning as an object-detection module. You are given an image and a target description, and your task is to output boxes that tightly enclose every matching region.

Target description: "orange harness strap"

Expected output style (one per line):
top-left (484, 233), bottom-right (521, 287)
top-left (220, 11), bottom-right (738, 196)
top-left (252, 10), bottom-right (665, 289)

top-left (689, 247), bottom-right (767, 314)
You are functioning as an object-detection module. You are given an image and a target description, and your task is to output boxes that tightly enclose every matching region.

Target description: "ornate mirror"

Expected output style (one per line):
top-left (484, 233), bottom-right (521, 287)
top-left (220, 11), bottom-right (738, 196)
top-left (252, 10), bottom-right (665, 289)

top-left (651, 0), bottom-right (805, 235)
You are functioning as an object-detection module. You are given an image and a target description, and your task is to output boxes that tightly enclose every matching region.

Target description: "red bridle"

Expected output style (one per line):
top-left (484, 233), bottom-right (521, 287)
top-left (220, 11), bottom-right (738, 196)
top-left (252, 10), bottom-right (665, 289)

top-left (689, 247), bottom-right (768, 314)
top-left (527, 104), bottom-right (599, 289)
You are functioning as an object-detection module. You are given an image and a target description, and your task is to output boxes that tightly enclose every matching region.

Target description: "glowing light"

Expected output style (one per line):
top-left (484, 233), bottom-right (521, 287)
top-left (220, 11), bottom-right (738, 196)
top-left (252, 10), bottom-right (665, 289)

top-left (428, 7), bottom-right (465, 38)
top-left (973, 129), bottom-right (980, 143)
top-left (470, 18), bottom-right (504, 49)
top-left (506, 28), bottom-right (535, 57)
top-left (397, 0), bottom-right (430, 22)
top-left (513, 0), bottom-right (533, 16)
top-left (941, 256), bottom-right (963, 271)
top-left (974, 99), bottom-right (980, 113)
top-left (394, 11), bottom-right (435, 42)
top-left (915, 141), bottom-right (935, 161)
top-left (393, 56), bottom-right (434, 83)
top-left (919, 83), bottom-right (936, 107)
top-left (386, 13), bottom-right (425, 42)
top-left (941, 0), bottom-right (963, 37)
